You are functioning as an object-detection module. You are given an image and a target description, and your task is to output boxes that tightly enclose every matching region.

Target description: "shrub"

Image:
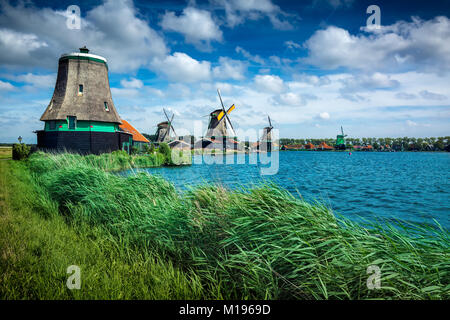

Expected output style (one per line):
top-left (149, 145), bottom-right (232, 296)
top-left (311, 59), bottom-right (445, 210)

top-left (131, 146), bottom-right (139, 155)
top-left (142, 144), bottom-right (151, 154)
top-left (158, 143), bottom-right (172, 165)
top-left (12, 143), bottom-right (31, 160)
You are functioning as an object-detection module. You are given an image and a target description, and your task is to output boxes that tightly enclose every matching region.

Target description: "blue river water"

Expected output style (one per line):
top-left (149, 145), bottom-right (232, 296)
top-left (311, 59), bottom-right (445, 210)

top-left (122, 152), bottom-right (450, 230)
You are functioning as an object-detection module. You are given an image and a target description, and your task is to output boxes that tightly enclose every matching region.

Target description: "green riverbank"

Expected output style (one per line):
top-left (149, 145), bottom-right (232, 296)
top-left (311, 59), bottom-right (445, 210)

top-left (0, 152), bottom-right (448, 299)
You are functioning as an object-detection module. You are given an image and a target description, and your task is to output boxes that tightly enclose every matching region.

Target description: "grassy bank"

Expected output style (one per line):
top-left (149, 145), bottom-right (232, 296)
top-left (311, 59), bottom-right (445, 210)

top-left (0, 160), bottom-right (209, 299)
top-left (1, 152), bottom-right (449, 299)
top-left (0, 147), bottom-right (11, 160)
top-left (29, 149), bottom-right (169, 172)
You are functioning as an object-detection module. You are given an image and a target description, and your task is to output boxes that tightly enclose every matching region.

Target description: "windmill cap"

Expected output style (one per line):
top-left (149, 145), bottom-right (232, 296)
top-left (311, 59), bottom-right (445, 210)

top-left (60, 46), bottom-right (107, 63)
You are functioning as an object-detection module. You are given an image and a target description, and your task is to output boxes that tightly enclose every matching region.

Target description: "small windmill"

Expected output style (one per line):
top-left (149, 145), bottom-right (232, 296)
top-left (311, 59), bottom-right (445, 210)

top-left (260, 115), bottom-right (273, 142)
top-left (257, 115), bottom-right (275, 152)
top-left (335, 126), bottom-right (348, 150)
top-left (155, 108), bottom-right (177, 144)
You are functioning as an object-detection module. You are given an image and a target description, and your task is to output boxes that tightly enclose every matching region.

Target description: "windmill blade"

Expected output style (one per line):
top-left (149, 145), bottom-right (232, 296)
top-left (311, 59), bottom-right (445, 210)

top-left (268, 115), bottom-right (273, 128)
top-left (163, 108), bottom-right (178, 138)
top-left (217, 104), bottom-right (235, 121)
top-left (217, 88), bottom-right (237, 136)
top-left (217, 88), bottom-right (225, 110)
top-left (169, 113), bottom-right (177, 138)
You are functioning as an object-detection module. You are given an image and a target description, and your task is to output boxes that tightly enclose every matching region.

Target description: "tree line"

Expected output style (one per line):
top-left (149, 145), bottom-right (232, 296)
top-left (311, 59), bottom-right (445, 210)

top-left (279, 137), bottom-right (450, 151)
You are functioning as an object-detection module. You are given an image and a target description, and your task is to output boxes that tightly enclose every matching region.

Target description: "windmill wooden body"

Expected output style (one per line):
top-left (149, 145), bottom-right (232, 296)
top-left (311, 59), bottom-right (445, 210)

top-left (36, 46), bottom-right (132, 154)
top-left (335, 126), bottom-right (348, 150)
top-left (195, 89), bottom-right (241, 152)
top-left (155, 109), bottom-right (177, 145)
top-left (257, 115), bottom-right (278, 152)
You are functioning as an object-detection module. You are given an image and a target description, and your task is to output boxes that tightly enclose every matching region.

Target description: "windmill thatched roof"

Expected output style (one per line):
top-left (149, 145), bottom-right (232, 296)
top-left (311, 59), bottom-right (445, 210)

top-left (40, 48), bottom-right (121, 124)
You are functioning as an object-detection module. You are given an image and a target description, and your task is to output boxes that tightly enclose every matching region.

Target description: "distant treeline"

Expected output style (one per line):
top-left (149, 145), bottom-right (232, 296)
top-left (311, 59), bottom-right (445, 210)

top-left (279, 137), bottom-right (450, 151)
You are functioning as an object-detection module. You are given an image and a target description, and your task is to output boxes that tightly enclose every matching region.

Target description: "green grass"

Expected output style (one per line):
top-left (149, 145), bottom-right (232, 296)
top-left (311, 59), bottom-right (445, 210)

top-left (1, 152), bottom-right (449, 299)
top-left (0, 160), bottom-right (210, 299)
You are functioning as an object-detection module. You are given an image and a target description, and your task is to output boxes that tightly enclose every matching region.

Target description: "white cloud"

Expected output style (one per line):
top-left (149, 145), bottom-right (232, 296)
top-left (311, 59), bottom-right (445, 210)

top-left (303, 16), bottom-right (450, 74)
top-left (0, 80), bottom-right (14, 91)
top-left (160, 6), bottom-right (222, 47)
top-left (4, 73), bottom-right (55, 89)
top-left (340, 72), bottom-right (400, 93)
top-left (212, 57), bottom-right (246, 80)
top-left (235, 46), bottom-right (265, 64)
top-left (150, 52), bottom-right (211, 83)
top-left (406, 120), bottom-right (418, 127)
top-left (0, 0), bottom-right (167, 72)
top-left (120, 78), bottom-right (143, 89)
top-left (254, 74), bottom-right (284, 93)
top-left (272, 92), bottom-right (317, 107)
top-left (419, 90), bottom-right (447, 101)
top-left (284, 40), bottom-right (301, 50)
top-left (0, 28), bottom-right (48, 64)
top-left (292, 74), bottom-right (331, 86)
top-left (319, 112), bottom-right (330, 120)
top-left (273, 92), bottom-right (302, 105)
top-left (214, 0), bottom-right (294, 30)
top-left (395, 92), bottom-right (417, 100)
top-left (311, 0), bottom-right (355, 9)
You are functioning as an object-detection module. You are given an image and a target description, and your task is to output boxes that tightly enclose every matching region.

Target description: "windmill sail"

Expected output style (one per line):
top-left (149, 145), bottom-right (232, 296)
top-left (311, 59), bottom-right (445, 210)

top-left (155, 109), bottom-right (177, 143)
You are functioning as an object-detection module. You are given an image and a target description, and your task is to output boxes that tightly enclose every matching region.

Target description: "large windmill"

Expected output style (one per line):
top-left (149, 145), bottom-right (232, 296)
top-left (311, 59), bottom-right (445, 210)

top-left (155, 108), bottom-right (177, 145)
top-left (195, 89), bottom-right (240, 152)
top-left (205, 89), bottom-right (237, 138)
top-left (335, 126), bottom-right (348, 150)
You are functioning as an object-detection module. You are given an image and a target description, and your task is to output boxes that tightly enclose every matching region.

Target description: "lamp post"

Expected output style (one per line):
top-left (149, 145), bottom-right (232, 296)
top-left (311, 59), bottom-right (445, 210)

top-left (18, 136), bottom-right (23, 144)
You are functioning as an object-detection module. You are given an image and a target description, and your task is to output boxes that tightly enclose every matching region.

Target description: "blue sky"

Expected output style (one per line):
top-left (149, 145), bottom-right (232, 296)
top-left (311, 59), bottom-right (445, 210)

top-left (0, 0), bottom-right (449, 143)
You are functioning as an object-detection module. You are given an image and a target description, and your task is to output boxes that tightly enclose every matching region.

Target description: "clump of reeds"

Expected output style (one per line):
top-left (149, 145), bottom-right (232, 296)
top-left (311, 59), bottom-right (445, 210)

top-left (27, 152), bottom-right (449, 299)
top-left (28, 150), bottom-right (166, 173)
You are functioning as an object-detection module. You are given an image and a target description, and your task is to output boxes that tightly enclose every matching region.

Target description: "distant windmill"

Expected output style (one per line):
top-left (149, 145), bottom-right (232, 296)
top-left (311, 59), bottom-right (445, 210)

top-left (155, 108), bottom-right (178, 144)
top-left (257, 115), bottom-right (276, 152)
top-left (260, 115), bottom-right (273, 142)
top-left (335, 126), bottom-right (348, 150)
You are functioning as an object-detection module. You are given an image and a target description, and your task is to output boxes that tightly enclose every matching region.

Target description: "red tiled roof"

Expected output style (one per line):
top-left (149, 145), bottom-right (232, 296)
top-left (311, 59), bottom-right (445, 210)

top-left (119, 119), bottom-right (149, 143)
top-left (318, 142), bottom-right (333, 149)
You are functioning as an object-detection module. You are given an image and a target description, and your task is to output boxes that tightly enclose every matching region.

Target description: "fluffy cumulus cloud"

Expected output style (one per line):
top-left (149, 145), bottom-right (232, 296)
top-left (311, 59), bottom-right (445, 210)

top-left (0, 0), bottom-right (167, 72)
top-left (3, 73), bottom-right (55, 89)
top-left (0, 79), bottom-right (14, 91)
top-left (311, 0), bottom-right (355, 9)
top-left (318, 112), bottom-right (330, 120)
top-left (284, 40), bottom-right (301, 50)
top-left (0, 28), bottom-right (48, 65)
top-left (272, 92), bottom-right (317, 107)
top-left (419, 90), bottom-right (447, 101)
top-left (160, 6), bottom-right (222, 48)
top-left (304, 16), bottom-right (450, 74)
top-left (212, 0), bottom-right (294, 30)
top-left (254, 74), bottom-right (284, 93)
top-left (120, 78), bottom-right (143, 89)
top-left (212, 57), bottom-right (247, 80)
top-left (150, 52), bottom-right (211, 83)
top-left (235, 46), bottom-right (265, 65)
top-left (340, 73), bottom-right (400, 93)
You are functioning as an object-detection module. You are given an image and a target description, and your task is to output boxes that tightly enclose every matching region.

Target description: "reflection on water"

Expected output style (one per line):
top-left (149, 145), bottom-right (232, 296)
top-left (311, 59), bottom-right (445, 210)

top-left (120, 152), bottom-right (450, 229)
